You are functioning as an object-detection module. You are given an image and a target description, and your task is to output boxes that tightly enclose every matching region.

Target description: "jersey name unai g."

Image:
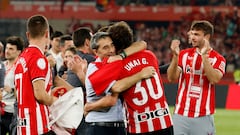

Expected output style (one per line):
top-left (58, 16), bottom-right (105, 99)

top-left (119, 50), bottom-right (173, 133)
top-left (15, 45), bottom-right (52, 135)
top-left (175, 48), bottom-right (226, 117)
top-left (89, 50), bottom-right (173, 134)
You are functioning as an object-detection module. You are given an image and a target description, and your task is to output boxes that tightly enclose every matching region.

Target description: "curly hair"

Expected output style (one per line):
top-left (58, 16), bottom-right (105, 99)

top-left (108, 21), bottom-right (133, 54)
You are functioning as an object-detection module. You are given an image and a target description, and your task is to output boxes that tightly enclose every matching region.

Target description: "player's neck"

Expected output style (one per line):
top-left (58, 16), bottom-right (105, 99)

top-left (29, 39), bottom-right (46, 53)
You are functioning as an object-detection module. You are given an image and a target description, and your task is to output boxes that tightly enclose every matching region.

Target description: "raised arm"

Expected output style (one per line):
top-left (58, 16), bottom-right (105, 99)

top-left (200, 39), bottom-right (225, 84)
top-left (111, 66), bottom-right (155, 93)
top-left (124, 40), bottom-right (147, 56)
top-left (108, 41), bottom-right (147, 63)
top-left (167, 39), bottom-right (181, 83)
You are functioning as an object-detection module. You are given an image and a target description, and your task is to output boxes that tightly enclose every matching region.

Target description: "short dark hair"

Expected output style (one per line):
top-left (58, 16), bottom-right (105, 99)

top-left (59, 34), bottom-right (72, 47)
top-left (6, 36), bottom-right (24, 51)
top-left (49, 25), bottom-right (54, 38)
top-left (108, 21), bottom-right (133, 53)
top-left (27, 15), bottom-right (49, 38)
top-left (72, 27), bottom-right (92, 48)
top-left (191, 20), bottom-right (214, 36)
top-left (51, 31), bottom-right (63, 40)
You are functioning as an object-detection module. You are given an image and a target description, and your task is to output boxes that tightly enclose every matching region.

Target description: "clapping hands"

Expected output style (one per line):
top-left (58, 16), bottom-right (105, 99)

top-left (170, 39), bottom-right (180, 56)
top-left (67, 55), bottom-right (87, 74)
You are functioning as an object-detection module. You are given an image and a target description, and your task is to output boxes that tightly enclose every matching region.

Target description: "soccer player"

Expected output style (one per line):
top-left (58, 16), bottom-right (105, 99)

top-left (167, 20), bottom-right (226, 135)
top-left (14, 15), bottom-right (58, 135)
top-left (88, 21), bottom-right (173, 135)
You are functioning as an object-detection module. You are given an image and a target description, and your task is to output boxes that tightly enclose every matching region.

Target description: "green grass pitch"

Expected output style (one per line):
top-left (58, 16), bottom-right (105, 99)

top-left (215, 108), bottom-right (240, 135)
top-left (169, 107), bottom-right (240, 135)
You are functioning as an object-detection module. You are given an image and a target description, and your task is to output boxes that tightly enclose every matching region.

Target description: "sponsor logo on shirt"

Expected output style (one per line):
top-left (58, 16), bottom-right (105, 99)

top-left (18, 118), bottom-right (27, 127)
top-left (136, 108), bottom-right (169, 122)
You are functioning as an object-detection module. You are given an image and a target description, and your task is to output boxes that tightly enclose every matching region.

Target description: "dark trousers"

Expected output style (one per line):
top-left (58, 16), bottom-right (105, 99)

top-left (1, 112), bottom-right (13, 135)
top-left (87, 124), bottom-right (126, 135)
top-left (75, 116), bottom-right (88, 135)
top-left (127, 126), bottom-right (174, 135)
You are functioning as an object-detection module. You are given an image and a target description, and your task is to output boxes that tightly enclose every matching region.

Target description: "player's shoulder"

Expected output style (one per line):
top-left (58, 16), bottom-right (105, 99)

top-left (141, 50), bottom-right (155, 55)
top-left (210, 49), bottom-right (226, 61)
top-left (23, 46), bottom-right (41, 55)
top-left (141, 50), bottom-right (158, 59)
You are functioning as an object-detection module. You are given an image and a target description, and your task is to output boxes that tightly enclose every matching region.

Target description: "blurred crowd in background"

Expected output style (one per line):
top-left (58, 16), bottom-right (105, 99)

top-left (1, 0), bottom-right (240, 82)
top-left (132, 11), bottom-right (240, 73)
top-left (65, 10), bottom-right (240, 74)
top-left (12, 0), bottom-right (240, 6)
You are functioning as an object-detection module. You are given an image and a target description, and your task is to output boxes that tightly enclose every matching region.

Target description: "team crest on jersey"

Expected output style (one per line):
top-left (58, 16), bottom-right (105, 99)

top-left (37, 58), bottom-right (46, 70)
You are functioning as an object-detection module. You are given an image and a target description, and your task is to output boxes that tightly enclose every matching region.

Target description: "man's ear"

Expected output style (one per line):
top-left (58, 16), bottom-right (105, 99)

top-left (17, 50), bottom-right (21, 56)
top-left (92, 49), bottom-right (97, 56)
top-left (45, 30), bottom-right (50, 38)
top-left (26, 32), bottom-right (30, 40)
top-left (204, 34), bottom-right (210, 40)
top-left (85, 39), bottom-right (90, 47)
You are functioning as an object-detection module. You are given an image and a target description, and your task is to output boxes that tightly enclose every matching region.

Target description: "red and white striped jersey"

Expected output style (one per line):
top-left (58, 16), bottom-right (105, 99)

top-left (15, 45), bottom-right (52, 135)
top-left (89, 50), bottom-right (173, 134)
top-left (175, 47), bottom-right (226, 118)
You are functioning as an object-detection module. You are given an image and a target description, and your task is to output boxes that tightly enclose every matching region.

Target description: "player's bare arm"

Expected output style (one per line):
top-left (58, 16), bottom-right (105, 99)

top-left (167, 39), bottom-right (181, 83)
top-left (107, 40), bottom-right (147, 63)
top-left (111, 66), bottom-right (155, 93)
top-left (33, 79), bottom-right (57, 106)
top-left (84, 66), bottom-right (155, 113)
top-left (53, 75), bottom-right (74, 91)
top-left (201, 54), bottom-right (223, 84)
top-left (200, 38), bottom-right (223, 84)
top-left (124, 40), bottom-right (147, 56)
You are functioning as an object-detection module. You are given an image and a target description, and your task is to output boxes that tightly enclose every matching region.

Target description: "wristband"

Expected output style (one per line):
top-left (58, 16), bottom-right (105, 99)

top-left (119, 50), bottom-right (127, 59)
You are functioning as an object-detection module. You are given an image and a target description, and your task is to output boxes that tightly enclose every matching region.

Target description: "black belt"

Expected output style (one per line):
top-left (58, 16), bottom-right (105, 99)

top-left (87, 121), bottom-right (125, 127)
